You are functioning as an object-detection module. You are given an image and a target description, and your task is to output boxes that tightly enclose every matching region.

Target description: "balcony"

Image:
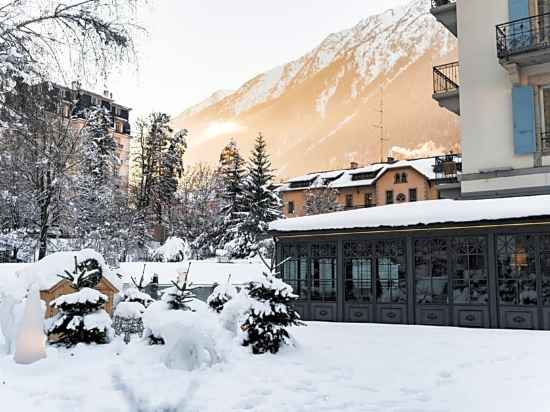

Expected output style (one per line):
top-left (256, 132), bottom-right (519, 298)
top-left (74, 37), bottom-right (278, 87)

top-left (430, 0), bottom-right (457, 36)
top-left (497, 13), bottom-right (550, 67)
top-left (434, 153), bottom-right (462, 185)
top-left (432, 62), bottom-right (460, 115)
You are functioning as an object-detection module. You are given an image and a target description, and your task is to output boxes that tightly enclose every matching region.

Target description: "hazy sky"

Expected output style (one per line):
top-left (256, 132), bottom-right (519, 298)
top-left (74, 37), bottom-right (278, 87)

top-left (109, 0), bottom-right (412, 120)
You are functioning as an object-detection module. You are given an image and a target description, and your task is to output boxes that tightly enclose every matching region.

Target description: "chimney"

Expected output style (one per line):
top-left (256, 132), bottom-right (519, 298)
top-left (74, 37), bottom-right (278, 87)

top-left (387, 156), bottom-right (396, 163)
top-left (350, 161), bottom-right (359, 169)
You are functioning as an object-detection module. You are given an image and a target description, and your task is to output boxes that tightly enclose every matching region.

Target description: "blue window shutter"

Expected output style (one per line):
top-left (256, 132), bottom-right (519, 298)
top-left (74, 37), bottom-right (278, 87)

top-left (508, 0), bottom-right (529, 20)
top-left (512, 85), bottom-right (536, 155)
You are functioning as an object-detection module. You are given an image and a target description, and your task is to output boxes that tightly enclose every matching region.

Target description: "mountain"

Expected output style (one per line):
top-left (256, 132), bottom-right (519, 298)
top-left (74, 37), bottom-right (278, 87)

top-left (173, 0), bottom-right (459, 180)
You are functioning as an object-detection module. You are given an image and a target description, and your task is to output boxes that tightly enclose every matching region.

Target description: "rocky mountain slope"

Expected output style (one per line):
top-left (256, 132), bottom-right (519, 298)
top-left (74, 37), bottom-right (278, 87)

top-left (173, 0), bottom-right (459, 179)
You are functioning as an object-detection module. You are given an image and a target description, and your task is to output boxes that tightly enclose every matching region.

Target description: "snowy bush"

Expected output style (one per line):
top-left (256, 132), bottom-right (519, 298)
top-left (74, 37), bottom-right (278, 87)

top-left (46, 257), bottom-right (113, 346)
top-left (142, 297), bottom-right (228, 371)
top-left (143, 275), bottom-right (196, 344)
top-left (153, 237), bottom-right (192, 263)
top-left (207, 277), bottom-right (237, 313)
top-left (116, 287), bottom-right (154, 308)
top-left (161, 310), bottom-right (227, 371)
top-left (241, 272), bottom-right (304, 354)
top-left (219, 289), bottom-right (252, 336)
top-left (0, 293), bottom-right (25, 355)
top-left (48, 288), bottom-right (113, 346)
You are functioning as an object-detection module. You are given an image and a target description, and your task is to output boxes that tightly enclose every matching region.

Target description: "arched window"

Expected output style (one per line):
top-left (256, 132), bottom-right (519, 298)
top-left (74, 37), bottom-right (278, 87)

top-left (401, 173), bottom-right (408, 183)
top-left (394, 173), bottom-right (401, 184)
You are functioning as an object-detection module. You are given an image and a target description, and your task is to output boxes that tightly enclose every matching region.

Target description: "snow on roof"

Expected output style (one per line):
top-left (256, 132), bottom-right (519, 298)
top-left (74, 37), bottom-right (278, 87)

top-left (286, 173), bottom-right (319, 183)
top-left (14, 249), bottom-right (121, 291)
top-left (280, 157), bottom-right (439, 192)
top-left (269, 195), bottom-right (550, 233)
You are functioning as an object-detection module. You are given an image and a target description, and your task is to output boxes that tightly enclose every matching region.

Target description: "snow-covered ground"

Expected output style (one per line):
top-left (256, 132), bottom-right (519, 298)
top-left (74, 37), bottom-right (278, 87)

top-left (2, 322), bottom-right (550, 412)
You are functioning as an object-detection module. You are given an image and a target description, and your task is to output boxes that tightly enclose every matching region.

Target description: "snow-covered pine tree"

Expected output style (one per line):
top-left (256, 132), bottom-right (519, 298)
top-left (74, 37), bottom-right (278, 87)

top-left (207, 275), bottom-right (237, 313)
top-left (131, 114), bottom-right (187, 240)
top-left (47, 258), bottom-right (112, 347)
top-left (241, 271), bottom-right (304, 355)
top-left (146, 270), bottom-right (196, 344)
top-left (74, 106), bottom-right (121, 262)
top-left (229, 133), bottom-right (282, 258)
top-left (217, 139), bottom-right (249, 254)
top-left (303, 186), bottom-right (342, 216)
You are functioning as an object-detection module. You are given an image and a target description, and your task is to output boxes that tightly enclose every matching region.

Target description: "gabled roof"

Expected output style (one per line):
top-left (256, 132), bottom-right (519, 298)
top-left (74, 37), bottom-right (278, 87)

top-left (278, 157), bottom-right (442, 192)
top-left (269, 194), bottom-right (550, 233)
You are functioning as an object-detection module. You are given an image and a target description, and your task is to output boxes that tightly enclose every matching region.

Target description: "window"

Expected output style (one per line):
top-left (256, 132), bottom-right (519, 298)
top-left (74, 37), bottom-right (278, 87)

top-left (351, 169), bottom-right (381, 181)
top-left (344, 257), bottom-right (373, 302)
top-left (281, 244), bottom-right (308, 300)
top-left (288, 201), bottom-right (295, 215)
top-left (409, 188), bottom-right (417, 202)
top-left (311, 243), bottom-right (337, 301)
top-left (345, 194), bottom-right (353, 208)
top-left (343, 240), bottom-right (406, 303)
top-left (386, 190), bottom-right (394, 204)
top-left (376, 240), bottom-right (407, 303)
top-left (452, 237), bottom-right (488, 304)
top-left (415, 239), bottom-right (449, 304)
top-left (364, 193), bottom-right (374, 207)
top-left (394, 174), bottom-right (401, 184)
top-left (401, 173), bottom-right (408, 183)
top-left (496, 235), bottom-right (537, 305)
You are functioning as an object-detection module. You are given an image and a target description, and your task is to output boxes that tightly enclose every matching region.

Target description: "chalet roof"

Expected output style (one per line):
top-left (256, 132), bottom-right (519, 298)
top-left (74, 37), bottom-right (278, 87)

top-left (15, 249), bottom-right (122, 292)
top-left (269, 194), bottom-right (550, 233)
top-left (278, 157), bottom-right (442, 192)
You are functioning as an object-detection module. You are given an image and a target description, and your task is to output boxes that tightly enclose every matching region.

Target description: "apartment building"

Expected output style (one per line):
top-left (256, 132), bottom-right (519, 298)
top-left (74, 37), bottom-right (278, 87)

top-left (53, 83), bottom-right (133, 190)
top-left (278, 156), bottom-right (461, 218)
top-left (431, 0), bottom-right (550, 198)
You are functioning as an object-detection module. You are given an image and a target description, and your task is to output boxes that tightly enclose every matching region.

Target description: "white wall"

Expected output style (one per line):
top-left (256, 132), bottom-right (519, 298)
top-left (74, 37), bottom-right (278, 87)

top-left (457, 0), bottom-right (534, 180)
top-left (462, 171), bottom-right (550, 194)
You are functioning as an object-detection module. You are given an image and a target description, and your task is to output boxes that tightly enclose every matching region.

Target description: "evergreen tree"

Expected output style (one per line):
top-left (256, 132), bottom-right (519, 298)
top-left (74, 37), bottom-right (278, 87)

top-left (131, 113), bottom-right (187, 232)
top-left (242, 133), bottom-right (282, 230)
top-left (303, 187), bottom-right (342, 216)
top-left (74, 106), bottom-right (122, 262)
top-left (47, 258), bottom-right (112, 347)
top-left (207, 275), bottom-right (237, 313)
top-left (241, 271), bottom-right (304, 355)
top-left (147, 271), bottom-right (196, 345)
top-left (217, 139), bottom-right (248, 253)
top-left (228, 133), bottom-right (282, 258)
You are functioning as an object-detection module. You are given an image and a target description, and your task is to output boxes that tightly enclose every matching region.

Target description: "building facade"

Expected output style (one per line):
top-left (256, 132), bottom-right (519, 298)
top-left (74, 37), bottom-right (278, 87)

top-left (278, 156), bottom-right (460, 218)
top-left (270, 195), bottom-right (550, 330)
top-left (55, 83), bottom-right (133, 190)
top-left (431, 0), bottom-right (550, 199)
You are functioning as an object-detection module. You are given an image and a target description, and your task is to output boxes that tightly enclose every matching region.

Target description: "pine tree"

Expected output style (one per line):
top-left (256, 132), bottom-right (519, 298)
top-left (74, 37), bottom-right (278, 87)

top-left (47, 258), bottom-right (112, 347)
top-left (217, 139), bottom-right (249, 253)
top-left (235, 133), bottom-right (282, 257)
top-left (241, 271), bottom-right (304, 355)
top-left (147, 270), bottom-right (196, 345)
top-left (74, 106), bottom-right (122, 262)
top-left (207, 275), bottom-right (237, 313)
top-left (303, 187), bottom-right (342, 216)
top-left (131, 113), bottom-right (187, 234)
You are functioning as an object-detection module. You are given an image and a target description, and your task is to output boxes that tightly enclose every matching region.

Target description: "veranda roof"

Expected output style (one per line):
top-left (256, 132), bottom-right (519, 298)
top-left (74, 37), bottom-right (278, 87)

top-left (269, 194), bottom-right (550, 233)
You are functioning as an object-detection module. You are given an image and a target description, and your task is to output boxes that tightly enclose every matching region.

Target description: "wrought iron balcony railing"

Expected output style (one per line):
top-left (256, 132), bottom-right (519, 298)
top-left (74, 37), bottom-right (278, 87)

top-left (497, 12), bottom-right (550, 59)
top-left (431, 0), bottom-right (456, 8)
top-left (434, 154), bottom-right (462, 184)
top-left (433, 61), bottom-right (459, 94)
